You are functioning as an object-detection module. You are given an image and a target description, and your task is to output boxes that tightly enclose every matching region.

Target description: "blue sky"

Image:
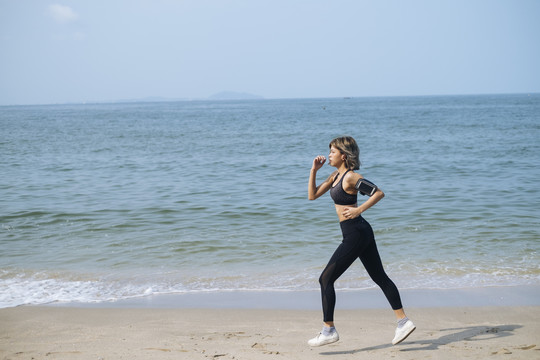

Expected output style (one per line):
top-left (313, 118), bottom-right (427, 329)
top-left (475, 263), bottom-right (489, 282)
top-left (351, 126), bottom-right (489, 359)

top-left (1, 0), bottom-right (539, 105)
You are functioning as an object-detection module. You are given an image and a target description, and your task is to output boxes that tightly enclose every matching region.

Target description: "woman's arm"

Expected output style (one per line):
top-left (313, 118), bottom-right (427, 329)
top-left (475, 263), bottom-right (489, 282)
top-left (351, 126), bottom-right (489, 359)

top-left (342, 173), bottom-right (385, 219)
top-left (358, 188), bottom-right (385, 213)
top-left (308, 156), bottom-right (335, 200)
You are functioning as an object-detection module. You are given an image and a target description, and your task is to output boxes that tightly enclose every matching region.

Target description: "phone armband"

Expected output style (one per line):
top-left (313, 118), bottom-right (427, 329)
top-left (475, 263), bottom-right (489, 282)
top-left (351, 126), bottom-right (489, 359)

top-left (355, 178), bottom-right (378, 196)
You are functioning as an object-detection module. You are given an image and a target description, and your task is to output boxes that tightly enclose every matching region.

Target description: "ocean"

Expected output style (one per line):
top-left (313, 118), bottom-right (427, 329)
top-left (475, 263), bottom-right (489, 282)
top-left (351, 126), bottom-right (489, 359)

top-left (1, 94), bottom-right (539, 308)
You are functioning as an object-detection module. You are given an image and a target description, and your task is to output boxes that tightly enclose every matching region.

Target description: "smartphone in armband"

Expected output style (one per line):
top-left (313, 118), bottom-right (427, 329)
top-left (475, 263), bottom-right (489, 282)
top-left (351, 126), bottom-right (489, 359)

top-left (355, 178), bottom-right (378, 196)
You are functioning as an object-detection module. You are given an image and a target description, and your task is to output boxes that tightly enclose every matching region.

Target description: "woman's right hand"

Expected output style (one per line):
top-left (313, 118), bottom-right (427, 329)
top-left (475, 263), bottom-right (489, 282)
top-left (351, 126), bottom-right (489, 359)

top-left (312, 155), bottom-right (326, 171)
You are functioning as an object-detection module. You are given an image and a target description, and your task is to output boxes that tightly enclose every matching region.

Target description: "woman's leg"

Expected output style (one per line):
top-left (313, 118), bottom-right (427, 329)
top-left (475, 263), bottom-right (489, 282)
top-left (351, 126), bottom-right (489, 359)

top-left (309, 240), bottom-right (360, 347)
top-left (357, 221), bottom-right (416, 344)
top-left (319, 240), bottom-right (361, 324)
top-left (358, 235), bottom-right (403, 311)
top-left (314, 218), bottom-right (415, 346)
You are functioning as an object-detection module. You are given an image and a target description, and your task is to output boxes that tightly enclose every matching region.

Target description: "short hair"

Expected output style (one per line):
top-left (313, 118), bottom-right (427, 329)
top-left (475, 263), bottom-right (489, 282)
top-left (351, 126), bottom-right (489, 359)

top-left (329, 136), bottom-right (361, 170)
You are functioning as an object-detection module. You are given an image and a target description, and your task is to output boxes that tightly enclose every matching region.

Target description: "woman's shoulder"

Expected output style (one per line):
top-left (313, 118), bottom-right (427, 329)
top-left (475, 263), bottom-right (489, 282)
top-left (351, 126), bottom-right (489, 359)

top-left (343, 170), bottom-right (365, 189)
top-left (328, 170), bottom-right (339, 182)
top-left (344, 170), bottom-right (363, 182)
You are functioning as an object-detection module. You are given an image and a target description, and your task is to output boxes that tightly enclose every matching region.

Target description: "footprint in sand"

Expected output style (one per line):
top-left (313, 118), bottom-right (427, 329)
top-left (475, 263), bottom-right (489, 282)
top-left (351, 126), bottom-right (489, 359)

top-left (251, 342), bottom-right (280, 355)
top-left (491, 348), bottom-right (512, 355)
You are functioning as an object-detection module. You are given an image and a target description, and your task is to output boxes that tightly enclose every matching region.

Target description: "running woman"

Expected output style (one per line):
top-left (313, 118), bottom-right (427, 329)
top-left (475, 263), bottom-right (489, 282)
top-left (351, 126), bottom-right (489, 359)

top-left (307, 136), bottom-right (415, 347)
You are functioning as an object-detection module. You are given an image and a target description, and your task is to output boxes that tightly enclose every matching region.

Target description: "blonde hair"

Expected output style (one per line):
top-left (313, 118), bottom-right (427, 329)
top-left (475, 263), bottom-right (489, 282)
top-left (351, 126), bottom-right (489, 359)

top-left (329, 136), bottom-right (361, 170)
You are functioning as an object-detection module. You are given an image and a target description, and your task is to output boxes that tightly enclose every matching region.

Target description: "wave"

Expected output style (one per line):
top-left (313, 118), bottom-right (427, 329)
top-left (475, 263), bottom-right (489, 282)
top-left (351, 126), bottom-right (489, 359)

top-left (2, 264), bottom-right (538, 308)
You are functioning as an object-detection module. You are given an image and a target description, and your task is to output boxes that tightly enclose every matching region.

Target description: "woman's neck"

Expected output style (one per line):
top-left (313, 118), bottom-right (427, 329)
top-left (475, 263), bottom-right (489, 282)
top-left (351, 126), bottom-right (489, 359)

top-left (337, 164), bottom-right (349, 174)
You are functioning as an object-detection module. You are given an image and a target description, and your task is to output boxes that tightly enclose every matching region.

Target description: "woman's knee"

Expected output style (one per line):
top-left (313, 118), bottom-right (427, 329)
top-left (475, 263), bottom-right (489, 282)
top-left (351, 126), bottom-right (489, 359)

top-left (319, 272), bottom-right (330, 288)
top-left (319, 263), bottom-right (337, 288)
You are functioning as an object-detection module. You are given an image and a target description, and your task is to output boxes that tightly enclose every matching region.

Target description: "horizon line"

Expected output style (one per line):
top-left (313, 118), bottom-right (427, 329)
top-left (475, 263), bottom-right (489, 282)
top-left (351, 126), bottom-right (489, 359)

top-left (1, 91), bottom-right (538, 107)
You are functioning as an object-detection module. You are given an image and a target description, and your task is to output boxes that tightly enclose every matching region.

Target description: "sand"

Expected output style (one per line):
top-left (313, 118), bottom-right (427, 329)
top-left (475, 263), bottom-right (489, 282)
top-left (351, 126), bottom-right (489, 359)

top-left (1, 306), bottom-right (539, 360)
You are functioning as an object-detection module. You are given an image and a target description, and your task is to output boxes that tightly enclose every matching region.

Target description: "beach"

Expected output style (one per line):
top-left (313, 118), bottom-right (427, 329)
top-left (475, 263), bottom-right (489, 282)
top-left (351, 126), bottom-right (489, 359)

top-left (1, 304), bottom-right (539, 360)
top-left (1, 96), bottom-right (539, 359)
top-left (2, 287), bottom-right (540, 359)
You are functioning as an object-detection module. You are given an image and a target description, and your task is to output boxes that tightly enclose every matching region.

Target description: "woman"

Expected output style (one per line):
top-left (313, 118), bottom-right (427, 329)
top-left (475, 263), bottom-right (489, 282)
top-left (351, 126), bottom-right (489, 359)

top-left (307, 136), bottom-right (415, 347)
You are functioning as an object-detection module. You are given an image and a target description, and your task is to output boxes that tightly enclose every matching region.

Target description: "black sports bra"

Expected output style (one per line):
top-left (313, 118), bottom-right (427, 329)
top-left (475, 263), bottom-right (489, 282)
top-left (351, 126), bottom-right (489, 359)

top-left (330, 170), bottom-right (357, 205)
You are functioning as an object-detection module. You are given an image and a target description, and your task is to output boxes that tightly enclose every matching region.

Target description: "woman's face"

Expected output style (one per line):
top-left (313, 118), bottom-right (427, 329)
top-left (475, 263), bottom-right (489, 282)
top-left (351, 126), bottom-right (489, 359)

top-left (328, 146), bottom-right (343, 167)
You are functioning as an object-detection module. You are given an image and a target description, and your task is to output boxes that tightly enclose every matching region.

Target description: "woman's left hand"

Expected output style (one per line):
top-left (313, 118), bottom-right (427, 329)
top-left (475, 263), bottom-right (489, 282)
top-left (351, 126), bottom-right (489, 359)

top-left (342, 207), bottom-right (361, 220)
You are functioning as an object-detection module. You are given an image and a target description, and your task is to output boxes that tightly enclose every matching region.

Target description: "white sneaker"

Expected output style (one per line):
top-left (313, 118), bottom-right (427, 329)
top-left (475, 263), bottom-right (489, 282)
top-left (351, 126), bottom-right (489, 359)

top-left (308, 330), bottom-right (339, 347)
top-left (392, 319), bottom-right (416, 345)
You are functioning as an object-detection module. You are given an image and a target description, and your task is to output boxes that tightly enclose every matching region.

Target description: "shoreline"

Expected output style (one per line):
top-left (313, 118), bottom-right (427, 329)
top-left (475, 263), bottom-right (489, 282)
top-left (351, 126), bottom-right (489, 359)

top-left (43, 285), bottom-right (540, 309)
top-left (3, 286), bottom-right (539, 359)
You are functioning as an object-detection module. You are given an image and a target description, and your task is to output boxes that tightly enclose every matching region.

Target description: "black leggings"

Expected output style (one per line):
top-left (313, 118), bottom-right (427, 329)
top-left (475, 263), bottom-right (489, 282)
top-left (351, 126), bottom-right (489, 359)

top-left (319, 216), bottom-right (402, 322)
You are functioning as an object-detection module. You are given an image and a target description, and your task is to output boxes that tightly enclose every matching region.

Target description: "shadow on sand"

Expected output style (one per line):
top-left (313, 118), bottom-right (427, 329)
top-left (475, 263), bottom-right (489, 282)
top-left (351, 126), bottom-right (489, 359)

top-left (319, 324), bottom-right (522, 355)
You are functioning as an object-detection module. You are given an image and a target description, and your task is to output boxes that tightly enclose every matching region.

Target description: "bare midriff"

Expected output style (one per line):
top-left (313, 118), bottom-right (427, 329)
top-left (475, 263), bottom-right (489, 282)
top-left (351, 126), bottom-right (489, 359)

top-left (335, 203), bottom-right (358, 222)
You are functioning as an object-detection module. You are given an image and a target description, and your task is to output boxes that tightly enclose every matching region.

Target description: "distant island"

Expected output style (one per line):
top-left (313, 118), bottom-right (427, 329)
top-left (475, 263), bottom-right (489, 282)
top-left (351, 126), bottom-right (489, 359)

top-left (111, 92), bottom-right (264, 103)
top-left (208, 91), bottom-right (264, 100)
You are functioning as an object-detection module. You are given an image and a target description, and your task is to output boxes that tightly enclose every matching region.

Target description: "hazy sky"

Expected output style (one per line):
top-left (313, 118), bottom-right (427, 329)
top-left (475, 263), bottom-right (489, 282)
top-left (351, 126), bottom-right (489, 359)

top-left (1, 0), bottom-right (539, 105)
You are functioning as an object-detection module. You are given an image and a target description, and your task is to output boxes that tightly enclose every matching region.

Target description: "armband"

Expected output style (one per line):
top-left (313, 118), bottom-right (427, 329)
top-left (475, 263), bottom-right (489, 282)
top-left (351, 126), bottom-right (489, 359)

top-left (355, 178), bottom-right (378, 196)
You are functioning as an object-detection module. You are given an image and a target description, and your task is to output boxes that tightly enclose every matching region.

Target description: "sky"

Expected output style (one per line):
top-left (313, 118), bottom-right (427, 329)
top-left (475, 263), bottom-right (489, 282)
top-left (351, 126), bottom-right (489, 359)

top-left (1, 0), bottom-right (539, 105)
